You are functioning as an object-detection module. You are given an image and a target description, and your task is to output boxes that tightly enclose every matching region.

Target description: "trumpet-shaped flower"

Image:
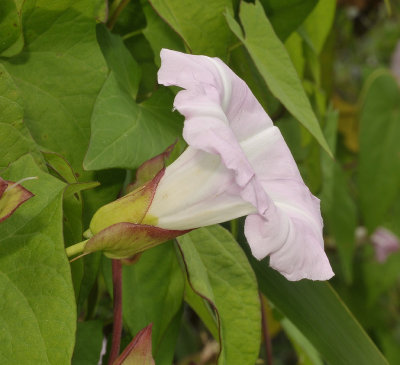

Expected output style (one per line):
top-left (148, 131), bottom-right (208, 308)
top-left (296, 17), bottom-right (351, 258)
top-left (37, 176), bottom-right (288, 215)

top-left (87, 49), bottom-right (333, 281)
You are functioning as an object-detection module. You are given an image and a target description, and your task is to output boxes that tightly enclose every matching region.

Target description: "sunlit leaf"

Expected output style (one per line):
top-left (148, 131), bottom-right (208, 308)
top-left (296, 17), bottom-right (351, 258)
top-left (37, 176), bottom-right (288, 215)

top-left (225, 0), bottom-right (332, 156)
top-left (177, 226), bottom-right (261, 365)
top-left (0, 154), bottom-right (75, 365)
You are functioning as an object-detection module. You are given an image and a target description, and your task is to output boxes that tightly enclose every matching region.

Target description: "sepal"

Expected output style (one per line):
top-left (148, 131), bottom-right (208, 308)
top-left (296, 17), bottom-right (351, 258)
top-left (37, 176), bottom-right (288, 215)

top-left (126, 141), bottom-right (176, 193)
top-left (84, 222), bottom-right (190, 259)
top-left (89, 169), bottom-right (164, 235)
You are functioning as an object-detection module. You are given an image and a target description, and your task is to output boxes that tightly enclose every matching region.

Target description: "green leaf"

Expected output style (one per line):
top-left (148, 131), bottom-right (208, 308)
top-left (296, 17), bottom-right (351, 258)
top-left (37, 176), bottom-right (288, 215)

top-left (0, 154), bottom-right (76, 365)
top-left (142, 1), bottom-right (185, 66)
top-left (225, 0), bottom-right (332, 157)
top-left (0, 0), bottom-right (23, 57)
top-left (285, 32), bottom-right (305, 78)
top-left (177, 226), bottom-right (261, 365)
top-left (183, 277), bottom-right (219, 340)
top-left (229, 45), bottom-right (280, 115)
top-left (148, 0), bottom-right (233, 59)
top-left (0, 64), bottom-right (42, 168)
top-left (43, 152), bottom-right (98, 300)
top-left (359, 71), bottom-right (400, 232)
top-left (321, 110), bottom-right (356, 283)
top-left (72, 320), bottom-right (104, 365)
top-left (1, 0), bottom-right (107, 173)
top-left (84, 72), bottom-right (182, 170)
top-left (85, 23), bottom-right (176, 171)
top-left (97, 24), bottom-right (141, 99)
top-left (102, 242), bottom-right (184, 365)
top-left (238, 236), bottom-right (388, 365)
top-left (259, 0), bottom-right (318, 41)
top-left (281, 317), bottom-right (323, 365)
top-left (301, 0), bottom-right (336, 55)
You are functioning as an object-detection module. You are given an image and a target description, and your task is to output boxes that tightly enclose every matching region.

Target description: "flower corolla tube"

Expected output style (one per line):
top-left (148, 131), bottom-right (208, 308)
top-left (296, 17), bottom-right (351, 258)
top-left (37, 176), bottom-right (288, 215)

top-left (87, 49), bottom-right (334, 281)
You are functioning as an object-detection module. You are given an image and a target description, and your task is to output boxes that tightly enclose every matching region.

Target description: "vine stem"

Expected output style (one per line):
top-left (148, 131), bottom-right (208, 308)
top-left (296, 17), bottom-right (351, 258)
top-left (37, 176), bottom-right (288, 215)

top-left (107, 0), bottom-right (131, 30)
top-left (259, 292), bottom-right (273, 365)
top-left (108, 259), bottom-right (123, 365)
top-left (65, 240), bottom-right (88, 258)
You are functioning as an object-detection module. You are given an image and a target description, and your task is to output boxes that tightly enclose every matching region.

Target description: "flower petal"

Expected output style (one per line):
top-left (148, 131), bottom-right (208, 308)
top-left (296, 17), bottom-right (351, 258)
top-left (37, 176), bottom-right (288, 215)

top-left (148, 146), bottom-right (256, 229)
top-left (159, 49), bottom-right (270, 216)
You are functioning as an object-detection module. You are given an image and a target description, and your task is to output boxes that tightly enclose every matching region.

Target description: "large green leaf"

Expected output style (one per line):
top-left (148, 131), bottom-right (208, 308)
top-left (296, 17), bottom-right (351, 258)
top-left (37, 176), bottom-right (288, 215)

top-left (84, 72), bottom-right (182, 170)
top-left (225, 0), bottom-right (332, 157)
top-left (1, 0), bottom-right (107, 173)
top-left (148, 0), bottom-right (233, 59)
top-left (0, 64), bottom-right (42, 168)
top-left (0, 154), bottom-right (76, 365)
top-left (237, 234), bottom-right (388, 365)
top-left (358, 71), bottom-right (400, 232)
top-left (102, 242), bottom-right (184, 365)
top-left (260, 0), bottom-right (318, 41)
top-left (177, 226), bottom-right (261, 365)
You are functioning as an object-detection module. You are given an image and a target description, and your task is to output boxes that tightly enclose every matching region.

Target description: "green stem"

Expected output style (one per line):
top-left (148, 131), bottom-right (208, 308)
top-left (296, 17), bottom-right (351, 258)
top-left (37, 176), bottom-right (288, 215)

top-left (122, 29), bottom-right (144, 40)
top-left (65, 240), bottom-right (88, 258)
top-left (230, 219), bottom-right (238, 240)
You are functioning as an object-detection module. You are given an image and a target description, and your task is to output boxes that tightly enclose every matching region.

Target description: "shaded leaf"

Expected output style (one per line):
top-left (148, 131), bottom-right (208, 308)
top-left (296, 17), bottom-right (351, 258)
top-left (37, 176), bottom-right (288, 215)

top-left (358, 71), bottom-right (400, 232)
top-left (238, 232), bottom-right (388, 365)
top-left (102, 242), bottom-right (184, 365)
top-left (321, 110), bottom-right (356, 283)
top-left (97, 24), bottom-right (141, 99)
top-left (72, 320), bottom-right (104, 365)
top-left (260, 0), bottom-right (318, 41)
top-left (301, 0), bottom-right (336, 55)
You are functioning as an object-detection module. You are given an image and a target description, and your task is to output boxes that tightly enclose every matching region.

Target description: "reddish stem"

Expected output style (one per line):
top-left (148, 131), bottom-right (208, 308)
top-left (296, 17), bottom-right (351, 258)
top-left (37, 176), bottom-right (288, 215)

top-left (259, 292), bottom-right (273, 365)
top-left (108, 259), bottom-right (123, 365)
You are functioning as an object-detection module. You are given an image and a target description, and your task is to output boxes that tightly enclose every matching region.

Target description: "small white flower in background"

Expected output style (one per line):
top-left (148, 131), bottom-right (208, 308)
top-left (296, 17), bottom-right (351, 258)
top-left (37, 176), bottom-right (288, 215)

top-left (371, 227), bottom-right (400, 263)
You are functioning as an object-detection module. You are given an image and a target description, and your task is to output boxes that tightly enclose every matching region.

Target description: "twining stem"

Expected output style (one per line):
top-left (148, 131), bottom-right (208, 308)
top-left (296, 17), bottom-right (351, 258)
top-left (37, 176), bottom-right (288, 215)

top-left (259, 293), bottom-right (273, 365)
top-left (107, 0), bottom-right (131, 30)
top-left (65, 240), bottom-right (88, 258)
top-left (108, 259), bottom-right (123, 365)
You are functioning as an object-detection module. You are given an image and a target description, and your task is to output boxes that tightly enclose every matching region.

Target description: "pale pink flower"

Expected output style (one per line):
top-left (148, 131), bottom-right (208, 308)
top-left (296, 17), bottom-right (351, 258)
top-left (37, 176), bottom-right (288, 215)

top-left (371, 227), bottom-right (400, 263)
top-left (146, 49), bottom-right (334, 281)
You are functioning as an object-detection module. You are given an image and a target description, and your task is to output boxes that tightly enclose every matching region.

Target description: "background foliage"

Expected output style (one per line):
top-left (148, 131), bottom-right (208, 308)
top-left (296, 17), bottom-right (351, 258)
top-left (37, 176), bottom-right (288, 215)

top-left (0, 0), bottom-right (399, 364)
